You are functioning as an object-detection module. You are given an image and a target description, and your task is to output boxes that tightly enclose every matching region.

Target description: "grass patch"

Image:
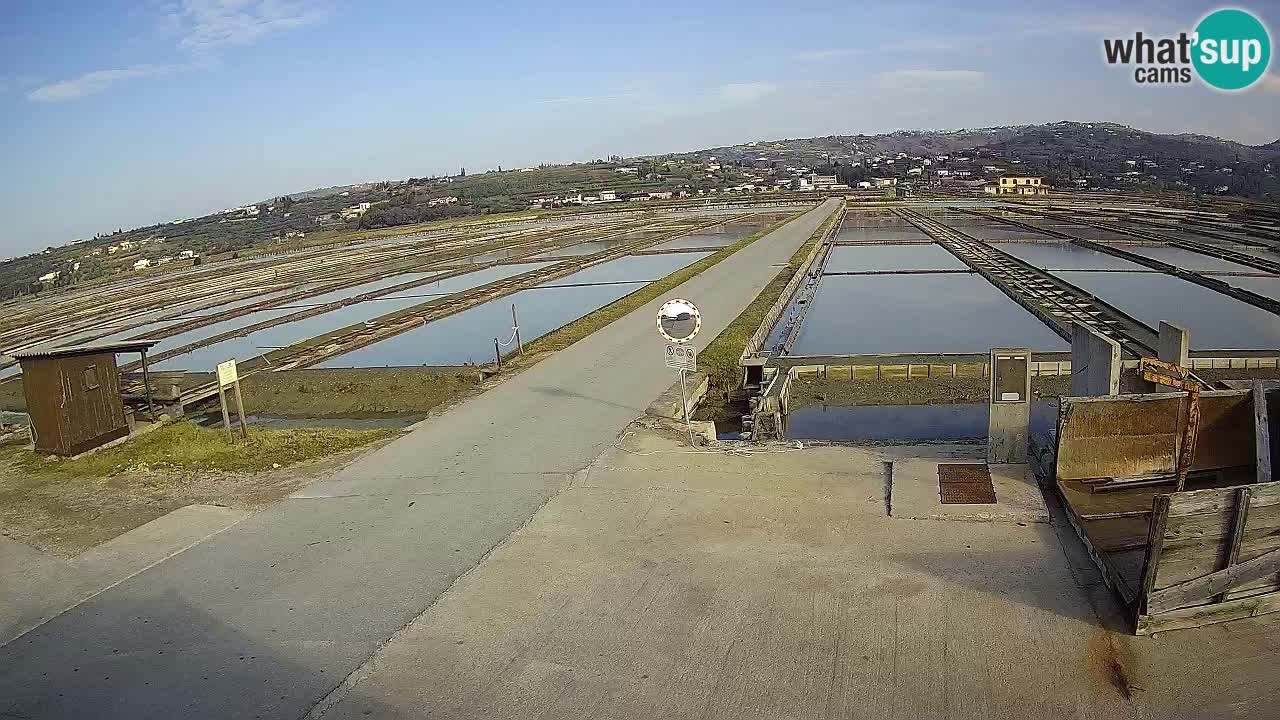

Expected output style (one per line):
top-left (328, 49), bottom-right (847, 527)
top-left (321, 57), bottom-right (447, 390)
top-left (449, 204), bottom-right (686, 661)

top-left (240, 367), bottom-right (482, 418)
top-left (521, 212), bottom-right (803, 356)
top-left (698, 210), bottom-right (838, 393)
top-left (3, 422), bottom-right (398, 478)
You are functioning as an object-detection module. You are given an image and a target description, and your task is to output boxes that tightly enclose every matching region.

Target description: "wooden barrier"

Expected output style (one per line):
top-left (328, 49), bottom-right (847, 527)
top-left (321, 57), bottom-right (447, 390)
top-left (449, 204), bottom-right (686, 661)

top-left (1055, 390), bottom-right (1254, 483)
top-left (1136, 481), bottom-right (1280, 633)
top-left (1051, 388), bottom-right (1280, 634)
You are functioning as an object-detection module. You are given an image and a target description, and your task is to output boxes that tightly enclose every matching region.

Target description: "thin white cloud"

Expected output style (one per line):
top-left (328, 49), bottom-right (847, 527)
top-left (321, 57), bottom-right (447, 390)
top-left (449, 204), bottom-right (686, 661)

top-left (796, 48), bottom-right (867, 61)
top-left (1007, 10), bottom-right (1177, 37)
top-left (1259, 73), bottom-right (1280, 96)
top-left (874, 69), bottom-right (985, 90)
top-left (29, 1), bottom-right (324, 102)
top-left (795, 37), bottom-right (970, 61)
top-left (716, 82), bottom-right (778, 104)
top-left (178, 0), bottom-right (326, 50)
top-left (29, 64), bottom-right (191, 102)
top-left (534, 92), bottom-right (644, 106)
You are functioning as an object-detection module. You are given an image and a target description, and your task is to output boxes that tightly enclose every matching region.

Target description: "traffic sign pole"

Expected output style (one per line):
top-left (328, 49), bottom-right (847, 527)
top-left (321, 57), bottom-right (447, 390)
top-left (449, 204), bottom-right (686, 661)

top-left (657, 298), bottom-right (702, 446)
top-left (678, 368), bottom-right (694, 446)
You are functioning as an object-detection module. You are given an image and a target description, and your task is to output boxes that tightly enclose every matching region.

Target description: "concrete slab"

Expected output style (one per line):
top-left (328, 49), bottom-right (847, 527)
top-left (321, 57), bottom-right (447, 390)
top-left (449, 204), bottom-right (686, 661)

top-left (316, 433), bottom-right (1130, 720)
top-left (646, 372), bottom-right (708, 421)
top-left (890, 460), bottom-right (1050, 523)
top-left (0, 201), bottom-right (843, 720)
top-left (1, 505), bottom-right (249, 646)
top-left (74, 504), bottom-right (251, 577)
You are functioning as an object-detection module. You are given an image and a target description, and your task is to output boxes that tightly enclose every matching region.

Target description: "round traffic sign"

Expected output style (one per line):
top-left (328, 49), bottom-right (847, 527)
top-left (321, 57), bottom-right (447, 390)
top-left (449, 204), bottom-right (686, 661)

top-left (657, 298), bottom-right (700, 343)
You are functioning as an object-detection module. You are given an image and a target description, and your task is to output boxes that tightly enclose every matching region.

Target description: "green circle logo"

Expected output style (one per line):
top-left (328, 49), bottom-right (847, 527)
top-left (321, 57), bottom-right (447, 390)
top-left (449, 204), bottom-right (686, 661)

top-left (1192, 8), bottom-right (1271, 90)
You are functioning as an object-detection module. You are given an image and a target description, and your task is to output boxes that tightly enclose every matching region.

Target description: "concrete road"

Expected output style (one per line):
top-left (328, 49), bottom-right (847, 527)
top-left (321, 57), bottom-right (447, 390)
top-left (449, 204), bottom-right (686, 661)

top-left (0, 199), bottom-right (840, 720)
top-left (319, 430), bottom-right (1280, 720)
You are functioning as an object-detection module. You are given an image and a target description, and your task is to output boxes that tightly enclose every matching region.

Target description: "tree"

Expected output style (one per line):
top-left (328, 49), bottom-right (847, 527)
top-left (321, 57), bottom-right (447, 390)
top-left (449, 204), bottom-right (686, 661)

top-left (836, 164), bottom-right (866, 186)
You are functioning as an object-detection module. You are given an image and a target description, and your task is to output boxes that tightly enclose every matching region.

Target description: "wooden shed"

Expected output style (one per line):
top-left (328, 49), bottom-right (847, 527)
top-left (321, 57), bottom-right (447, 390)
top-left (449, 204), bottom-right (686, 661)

top-left (13, 340), bottom-right (159, 456)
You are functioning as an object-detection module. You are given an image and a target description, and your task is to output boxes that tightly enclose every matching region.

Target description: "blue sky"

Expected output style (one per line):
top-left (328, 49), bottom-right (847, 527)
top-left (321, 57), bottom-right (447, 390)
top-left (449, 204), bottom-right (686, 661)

top-left (2, 0), bottom-right (1278, 257)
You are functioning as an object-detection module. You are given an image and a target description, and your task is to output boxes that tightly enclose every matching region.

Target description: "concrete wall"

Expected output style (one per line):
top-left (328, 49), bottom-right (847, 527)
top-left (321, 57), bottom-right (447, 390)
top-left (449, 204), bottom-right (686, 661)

top-left (988, 348), bottom-right (1032, 464)
top-left (1158, 321), bottom-right (1190, 367)
top-left (1070, 324), bottom-right (1120, 397)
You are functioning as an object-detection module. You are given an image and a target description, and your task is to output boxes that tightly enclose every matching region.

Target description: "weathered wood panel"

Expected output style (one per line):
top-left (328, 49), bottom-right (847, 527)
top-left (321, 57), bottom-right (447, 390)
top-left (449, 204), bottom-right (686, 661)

top-left (1256, 382), bottom-right (1273, 484)
top-left (1165, 481), bottom-right (1280, 517)
top-left (1196, 393), bottom-right (1257, 470)
top-left (1137, 592), bottom-right (1280, 635)
top-left (1148, 481), bottom-right (1280, 604)
top-left (1155, 529), bottom-right (1280, 589)
top-left (1147, 547), bottom-right (1280, 613)
top-left (19, 357), bottom-right (66, 452)
top-left (18, 351), bottom-right (127, 456)
top-left (1055, 390), bottom-right (1253, 482)
top-left (1081, 515), bottom-right (1152, 552)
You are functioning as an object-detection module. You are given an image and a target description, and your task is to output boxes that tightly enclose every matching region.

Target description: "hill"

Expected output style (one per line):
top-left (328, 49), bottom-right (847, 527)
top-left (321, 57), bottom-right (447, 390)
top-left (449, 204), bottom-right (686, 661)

top-left (664, 121), bottom-right (1280, 167)
top-left (4, 121), bottom-right (1278, 301)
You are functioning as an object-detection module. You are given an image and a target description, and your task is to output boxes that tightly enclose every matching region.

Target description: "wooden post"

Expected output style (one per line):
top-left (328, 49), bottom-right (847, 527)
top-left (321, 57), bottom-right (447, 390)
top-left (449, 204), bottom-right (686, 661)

top-left (1255, 380), bottom-right (1272, 484)
top-left (1176, 389), bottom-right (1201, 492)
top-left (512, 304), bottom-right (523, 355)
top-left (494, 339), bottom-right (502, 372)
top-left (139, 349), bottom-right (157, 422)
top-left (1215, 487), bottom-right (1252, 603)
top-left (232, 378), bottom-right (249, 441)
top-left (1138, 494), bottom-right (1171, 618)
top-left (217, 383), bottom-right (233, 443)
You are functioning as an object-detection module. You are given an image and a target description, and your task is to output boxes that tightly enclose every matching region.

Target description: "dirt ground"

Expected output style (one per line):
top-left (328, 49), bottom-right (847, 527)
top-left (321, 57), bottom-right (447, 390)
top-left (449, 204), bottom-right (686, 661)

top-left (0, 441), bottom-right (388, 558)
top-left (0, 366), bottom-right (495, 557)
top-left (0, 367), bottom-right (512, 558)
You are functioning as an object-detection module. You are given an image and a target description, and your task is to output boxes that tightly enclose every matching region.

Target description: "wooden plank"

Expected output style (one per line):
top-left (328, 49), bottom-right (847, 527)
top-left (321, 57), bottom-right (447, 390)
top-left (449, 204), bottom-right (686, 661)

top-left (1224, 578), bottom-right (1280, 599)
top-left (1057, 479), bottom-right (1158, 520)
top-left (1056, 482), bottom-right (1138, 605)
top-left (1102, 548), bottom-right (1146, 604)
top-left (1195, 391), bottom-right (1256, 471)
top-left (1165, 480), bottom-right (1280, 517)
top-left (1268, 386), bottom-right (1280, 484)
top-left (1137, 590), bottom-right (1280, 635)
top-left (1215, 487), bottom-right (1252, 603)
top-left (1161, 501), bottom-right (1280, 550)
top-left (1157, 528), bottom-right (1280, 588)
top-left (1147, 546), bottom-right (1280, 614)
top-left (1055, 391), bottom-right (1253, 482)
top-left (1080, 516), bottom-right (1152, 552)
top-left (1138, 495), bottom-right (1172, 614)
top-left (1257, 381), bottom-right (1273, 484)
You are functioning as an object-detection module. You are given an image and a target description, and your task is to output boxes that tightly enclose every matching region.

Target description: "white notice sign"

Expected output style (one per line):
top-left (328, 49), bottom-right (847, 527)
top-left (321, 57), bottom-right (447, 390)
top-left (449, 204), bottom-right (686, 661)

top-left (664, 344), bottom-right (696, 372)
top-left (216, 359), bottom-right (238, 387)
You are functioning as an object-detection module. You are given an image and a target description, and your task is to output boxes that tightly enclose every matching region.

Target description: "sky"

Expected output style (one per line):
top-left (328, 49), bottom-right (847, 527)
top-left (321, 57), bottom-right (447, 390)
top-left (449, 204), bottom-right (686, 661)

top-left (2, 0), bottom-right (1278, 258)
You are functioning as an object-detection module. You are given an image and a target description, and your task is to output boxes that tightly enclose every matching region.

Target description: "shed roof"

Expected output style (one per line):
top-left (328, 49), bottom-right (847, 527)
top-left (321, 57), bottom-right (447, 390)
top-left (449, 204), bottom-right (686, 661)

top-left (12, 340), bottom-right (160, 361)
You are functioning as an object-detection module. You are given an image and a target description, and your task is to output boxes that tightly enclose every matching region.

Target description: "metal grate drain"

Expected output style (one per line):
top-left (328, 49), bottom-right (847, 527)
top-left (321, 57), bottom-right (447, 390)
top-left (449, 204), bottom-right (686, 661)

top-left (938, 463), bottom-right (996, 504)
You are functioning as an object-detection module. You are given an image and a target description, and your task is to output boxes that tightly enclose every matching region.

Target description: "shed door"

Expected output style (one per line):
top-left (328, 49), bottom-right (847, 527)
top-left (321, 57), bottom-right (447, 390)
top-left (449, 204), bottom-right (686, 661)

top-left (61, 354), bottom-right (127, 449)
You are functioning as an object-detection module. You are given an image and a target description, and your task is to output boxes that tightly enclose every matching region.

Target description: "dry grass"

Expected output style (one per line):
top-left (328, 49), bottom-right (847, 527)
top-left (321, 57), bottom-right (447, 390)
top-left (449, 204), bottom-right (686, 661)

top-left (3, 422), bottom-right (398, 478)
top-left (240, 367), bottom-right (482, 418)
top-left (0, 422), bottom-right (399, 555)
